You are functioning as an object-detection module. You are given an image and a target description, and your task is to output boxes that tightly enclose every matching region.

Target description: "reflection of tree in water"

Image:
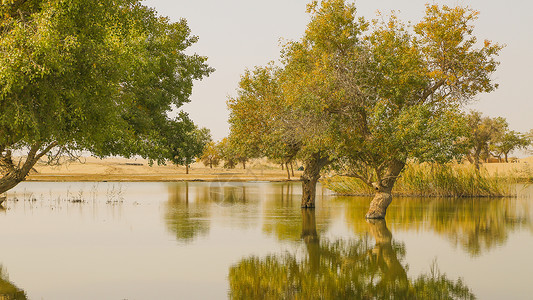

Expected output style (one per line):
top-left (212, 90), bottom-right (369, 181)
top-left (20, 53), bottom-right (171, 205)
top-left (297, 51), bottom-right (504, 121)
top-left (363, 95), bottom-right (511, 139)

top-left (229, 211), bottom-right (474, 299)
top-left (165, 183), bottom-right (211, 243)
top-left (165, 183), bottom-right (252, 243)
top-left (340, 196), bottom-right (531, 256)
top-left (0, 266), bottom-right (27, 300)
top-left (262, 183), bottom-right (331, 241)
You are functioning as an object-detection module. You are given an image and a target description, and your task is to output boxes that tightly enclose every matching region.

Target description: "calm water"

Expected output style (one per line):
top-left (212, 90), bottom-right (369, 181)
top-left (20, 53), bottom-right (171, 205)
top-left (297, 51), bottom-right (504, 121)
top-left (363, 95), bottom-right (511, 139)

top-left (1, 181), bottom-right (532, 299)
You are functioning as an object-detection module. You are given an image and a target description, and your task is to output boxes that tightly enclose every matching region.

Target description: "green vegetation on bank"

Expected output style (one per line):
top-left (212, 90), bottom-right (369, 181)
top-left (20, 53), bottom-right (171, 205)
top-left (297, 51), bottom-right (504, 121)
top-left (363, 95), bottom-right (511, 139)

top-left (323, 163), bottom-right (526, 197)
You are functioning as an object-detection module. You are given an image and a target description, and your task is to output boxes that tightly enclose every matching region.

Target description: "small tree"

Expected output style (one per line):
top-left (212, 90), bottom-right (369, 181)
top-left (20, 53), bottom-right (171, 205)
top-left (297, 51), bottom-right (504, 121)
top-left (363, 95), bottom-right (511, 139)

top-left (164, 117), bottom-right (212, 174)
top-left (464, 111), bottom-right (507, 168)
top-left (200, 141), bottom-right (221, 169)
top-left (492, 130), bottom-right (530, 163)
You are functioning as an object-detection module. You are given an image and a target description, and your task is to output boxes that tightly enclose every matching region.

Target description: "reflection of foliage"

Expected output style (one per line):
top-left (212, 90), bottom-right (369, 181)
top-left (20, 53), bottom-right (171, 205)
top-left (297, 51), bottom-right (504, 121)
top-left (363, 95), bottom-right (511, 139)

top-left (262, 184), bottom-right (330, 241)
top-left (0, 266), bottom-right (27, 300)
top-left (340, 196), bottom-right (530, 256)
top-left (164, 183), bottom-right (253, 242)
top-left (165, 183), bottom-right (211, 243)
top-left (229, 220), bottom-right (474, 299)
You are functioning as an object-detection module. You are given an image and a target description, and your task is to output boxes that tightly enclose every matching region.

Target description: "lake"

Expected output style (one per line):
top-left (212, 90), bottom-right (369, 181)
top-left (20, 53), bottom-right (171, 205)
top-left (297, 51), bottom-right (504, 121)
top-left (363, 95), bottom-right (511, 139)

top-left (1, 181), bottom-right (532, 299)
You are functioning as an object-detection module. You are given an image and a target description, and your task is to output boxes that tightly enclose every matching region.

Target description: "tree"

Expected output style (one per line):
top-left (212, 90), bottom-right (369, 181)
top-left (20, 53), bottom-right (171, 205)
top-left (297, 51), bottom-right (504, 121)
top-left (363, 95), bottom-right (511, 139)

top-left (464, 111), bottom-right (507, 168)
top-left (228, 1), bottom-right (501, 215)
top-left (492, 130), bottom-right (530, 163)
top-left (200, 141), bottom-right (221, 168)
top-left (326, 3), bottom-right (501, 218)
top-left (228, 65), bottom-right (302, 179)
top-left (163, 116), bottom-right (212, 174)
top-left (0, 0), bottom-right (213, 193)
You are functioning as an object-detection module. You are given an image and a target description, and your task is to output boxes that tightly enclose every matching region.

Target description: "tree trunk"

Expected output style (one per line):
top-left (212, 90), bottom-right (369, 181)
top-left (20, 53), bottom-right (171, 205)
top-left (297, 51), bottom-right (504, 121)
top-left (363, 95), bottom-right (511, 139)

top-left (365, 159), bottom-right (405, 219)
top-left (301, 153), bottom-right (329, 208)
top-left (285, 162), bottom-right (291, 180)
top-left (504, 153), bottom-right (509, 163)
top-left (290, 162), bottom-right (295, 177)
top-left (242, 161), bottom-right (246, 169)
top-left (185, 164), bottom-right (189, 174)
top-left (0, 143), bottom-right (56, 194)
top-left (281, 164), bottom-right (284, 170)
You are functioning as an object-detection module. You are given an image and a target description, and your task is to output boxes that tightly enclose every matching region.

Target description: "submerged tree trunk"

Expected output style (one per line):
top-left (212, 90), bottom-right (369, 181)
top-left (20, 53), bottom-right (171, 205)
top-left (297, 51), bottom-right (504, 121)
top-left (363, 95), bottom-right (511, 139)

top-left (301, 153), bottom-right (329, 208)
top-left (365, 159), bottom-right (405, 219)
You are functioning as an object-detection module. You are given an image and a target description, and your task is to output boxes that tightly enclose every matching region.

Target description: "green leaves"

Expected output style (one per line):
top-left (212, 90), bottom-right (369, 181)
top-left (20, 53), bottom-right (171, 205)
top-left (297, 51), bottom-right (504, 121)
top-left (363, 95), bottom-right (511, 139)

top-left (0, 0), bottom-right (212, 155)
top-left (1, 0), bottom-right (213, 192)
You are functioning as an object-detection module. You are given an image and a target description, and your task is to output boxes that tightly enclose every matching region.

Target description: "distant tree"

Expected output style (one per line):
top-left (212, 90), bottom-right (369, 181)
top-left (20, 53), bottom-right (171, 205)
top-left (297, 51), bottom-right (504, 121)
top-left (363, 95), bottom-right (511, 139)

top-left (200, 141), bottom-right (221, 168)
top-left (529, 130), bottom-right (533, 155)
top-left (0, 0), bottom-right (213, 193)
top-left (464, 111), bottom-right (507, 168)
top-left (492, 130), bottom-right (530, 163)
top-left (164, 117), bottom-right (212, 174)
top-left (217, 138), bottom-right (237, 169)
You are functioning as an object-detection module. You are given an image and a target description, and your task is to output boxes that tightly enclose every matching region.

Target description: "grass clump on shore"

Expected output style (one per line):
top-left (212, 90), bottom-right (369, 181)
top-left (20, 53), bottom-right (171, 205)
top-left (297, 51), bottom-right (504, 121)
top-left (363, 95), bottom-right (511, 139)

top-left (323, 163), bottom-right (519, 197)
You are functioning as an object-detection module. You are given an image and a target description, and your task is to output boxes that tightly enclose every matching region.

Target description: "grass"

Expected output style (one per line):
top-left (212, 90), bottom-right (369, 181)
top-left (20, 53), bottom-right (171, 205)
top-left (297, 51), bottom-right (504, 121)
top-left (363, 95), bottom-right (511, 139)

top-left (322, 163), bottom-right (522, 197)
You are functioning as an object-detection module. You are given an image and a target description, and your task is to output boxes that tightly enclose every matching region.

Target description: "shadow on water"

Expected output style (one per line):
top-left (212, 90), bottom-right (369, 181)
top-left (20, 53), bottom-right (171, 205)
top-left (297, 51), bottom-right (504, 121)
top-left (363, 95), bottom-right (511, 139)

top-left (228, 209), bottom-right (476, 299)
top-left (338, 196), bottom-right (532, 256)
top-left (0, 266), bottom-right (27, 300)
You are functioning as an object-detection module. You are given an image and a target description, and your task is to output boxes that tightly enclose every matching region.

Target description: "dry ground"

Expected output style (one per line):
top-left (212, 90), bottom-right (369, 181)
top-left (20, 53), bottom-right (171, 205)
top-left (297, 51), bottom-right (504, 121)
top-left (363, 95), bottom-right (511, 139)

top-left (26, 157), bottom-right (302, 182)
top-left (22, 156), bottom-right (533, 183)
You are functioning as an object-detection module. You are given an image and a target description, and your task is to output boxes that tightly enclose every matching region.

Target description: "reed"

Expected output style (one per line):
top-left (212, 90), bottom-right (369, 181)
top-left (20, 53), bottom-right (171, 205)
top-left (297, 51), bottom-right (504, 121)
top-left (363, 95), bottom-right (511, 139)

top-left (323, 163), bottom-right (519, 197)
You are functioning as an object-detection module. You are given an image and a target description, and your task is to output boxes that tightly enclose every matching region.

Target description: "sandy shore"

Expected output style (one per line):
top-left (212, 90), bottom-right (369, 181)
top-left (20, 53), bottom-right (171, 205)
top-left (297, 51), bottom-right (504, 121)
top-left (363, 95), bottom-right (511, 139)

top-left (21, 156), bottom-right (533, 183)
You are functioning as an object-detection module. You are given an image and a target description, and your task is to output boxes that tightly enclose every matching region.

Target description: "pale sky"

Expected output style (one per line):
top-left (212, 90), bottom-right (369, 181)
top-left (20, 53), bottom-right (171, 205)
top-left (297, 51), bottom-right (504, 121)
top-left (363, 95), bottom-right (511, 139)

top-left (143, 0), bottom-right (533, 141)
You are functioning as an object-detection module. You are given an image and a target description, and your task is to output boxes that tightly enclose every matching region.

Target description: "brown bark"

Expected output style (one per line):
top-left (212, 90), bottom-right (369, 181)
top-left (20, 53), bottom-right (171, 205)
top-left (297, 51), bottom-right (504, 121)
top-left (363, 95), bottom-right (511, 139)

top-left (0, 142), bottom-right (57, 194)
top-left (365, 159), bottom-right (405, 219)
top-left (185, 164), bottom-right (189, 174)
top-left (301, 153), bottom-right (329, 208)
top-left (285, 162), bottom-right (291, 180)
top-left (290, 162), bottom-right (295, 177)
top-left (242, 161), bottom-right (246, 169)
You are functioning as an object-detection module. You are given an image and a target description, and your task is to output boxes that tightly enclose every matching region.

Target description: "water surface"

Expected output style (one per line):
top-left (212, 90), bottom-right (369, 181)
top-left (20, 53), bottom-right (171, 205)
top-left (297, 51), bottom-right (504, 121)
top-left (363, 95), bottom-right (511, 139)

top-left (1, 182), bottom-right (532, 299)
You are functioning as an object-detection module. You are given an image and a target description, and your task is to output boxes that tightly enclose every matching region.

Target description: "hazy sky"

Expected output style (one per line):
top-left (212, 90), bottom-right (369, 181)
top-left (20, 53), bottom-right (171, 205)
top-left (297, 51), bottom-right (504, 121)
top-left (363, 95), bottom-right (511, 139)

top-left (143, 0), bottom-right (533, 141)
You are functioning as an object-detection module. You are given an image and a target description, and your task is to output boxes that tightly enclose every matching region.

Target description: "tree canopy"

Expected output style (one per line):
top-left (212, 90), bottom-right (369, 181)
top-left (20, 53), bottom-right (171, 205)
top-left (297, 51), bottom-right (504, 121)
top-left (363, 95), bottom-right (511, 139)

top-left (227, 0), bottom-right (502, 217)
top-left (0, 0), bottom-right (213, 192)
